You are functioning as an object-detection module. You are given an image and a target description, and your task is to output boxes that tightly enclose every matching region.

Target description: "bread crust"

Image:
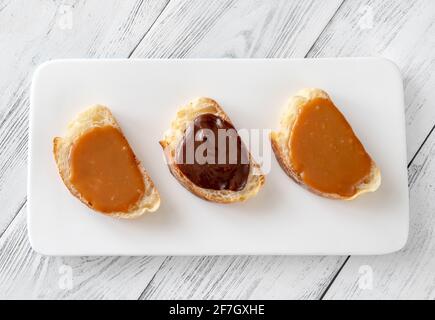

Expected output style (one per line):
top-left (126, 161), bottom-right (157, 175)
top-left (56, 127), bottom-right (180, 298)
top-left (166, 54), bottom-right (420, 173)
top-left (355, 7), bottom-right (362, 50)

top-left (160, 97), bottom-right (265, 203)
top-left (53, 105), bottom-right (160, 218)
top-left (270, 88), bottom-right (381, 200)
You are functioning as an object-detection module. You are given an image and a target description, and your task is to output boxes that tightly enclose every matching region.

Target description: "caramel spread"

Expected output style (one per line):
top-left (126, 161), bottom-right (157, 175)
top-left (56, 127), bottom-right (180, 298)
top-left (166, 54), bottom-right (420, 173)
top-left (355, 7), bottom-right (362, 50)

top-left (289, 98), bottom-right (372, 197)
top-left (175, 114), bottom-right (250, 191)
top-left (70, 126), bottom-right (144, 213)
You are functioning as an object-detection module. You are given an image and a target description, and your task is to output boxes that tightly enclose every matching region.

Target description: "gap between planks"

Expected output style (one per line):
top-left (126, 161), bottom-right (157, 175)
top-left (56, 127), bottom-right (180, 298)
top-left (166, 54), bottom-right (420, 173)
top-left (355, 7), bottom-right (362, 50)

top-left (1, 0), bottom-right (432, 299)
top-left (304, 0), bottom-right (346, 58)
top-left (127, 0), bottom-right (172, 58)
top-left (132, 0), bottom-right (345, 300)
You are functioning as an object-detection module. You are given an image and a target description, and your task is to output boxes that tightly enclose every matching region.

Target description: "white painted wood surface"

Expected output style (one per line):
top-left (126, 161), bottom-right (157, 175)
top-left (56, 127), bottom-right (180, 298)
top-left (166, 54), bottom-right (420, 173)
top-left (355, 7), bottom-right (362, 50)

top-left (0, 0), bottom-right (434, 299)
top-left (0, 0), bottom-right (169, 234)
top-left (0, 206), bottom-right (164, 299)
top-left (307, 0), bottom-right (435, 299)
top-left (307, 0), bottom-right (435, 162)
top-left (0, 0), bottom-right (169, 299)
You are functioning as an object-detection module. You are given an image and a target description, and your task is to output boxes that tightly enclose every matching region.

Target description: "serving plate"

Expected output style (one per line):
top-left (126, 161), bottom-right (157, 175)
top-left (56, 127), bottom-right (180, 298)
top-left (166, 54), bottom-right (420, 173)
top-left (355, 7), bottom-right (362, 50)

top-left (28, 58), bottom-right (409, 255)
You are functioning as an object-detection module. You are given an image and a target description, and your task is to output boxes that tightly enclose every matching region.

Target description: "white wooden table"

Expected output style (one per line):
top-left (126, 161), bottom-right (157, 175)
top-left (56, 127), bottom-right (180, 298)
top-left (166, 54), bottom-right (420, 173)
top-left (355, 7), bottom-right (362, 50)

top-left (0, 0), bottom-right (434, 299)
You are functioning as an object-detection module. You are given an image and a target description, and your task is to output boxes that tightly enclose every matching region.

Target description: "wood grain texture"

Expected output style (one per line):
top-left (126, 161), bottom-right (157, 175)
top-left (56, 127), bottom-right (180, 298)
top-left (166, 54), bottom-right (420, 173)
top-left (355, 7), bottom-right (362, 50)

top-left (324, 130), bottom-right (435, 299)
top-left (0, 0), bottom-right (169, 299)
top-left (0, 0), bottom-right (346, 300)
top-left (0, 206), bottom-right (165, 299)
top-left (0, 0), bottom-right (433, 300)
top-left (140, 256), bottom-right (345, 299)
top-left (307, 0), bottom-right (435, 162)
top-left (307, 0), bottom-right (435, 299)
top-left (130, 0), bottom-right (349, 300)
top-left (0, 0), bottom-right (168, 234)
top-left (132, 0), bottom-right (344, 58)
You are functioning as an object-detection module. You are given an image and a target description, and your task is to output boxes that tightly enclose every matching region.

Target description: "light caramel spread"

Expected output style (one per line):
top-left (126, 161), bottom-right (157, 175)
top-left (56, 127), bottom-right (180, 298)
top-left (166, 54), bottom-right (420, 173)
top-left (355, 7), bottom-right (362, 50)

top-left (70, 126), bottom-right (144, 213)
top-left (289, 98), bottom-right (372, 197)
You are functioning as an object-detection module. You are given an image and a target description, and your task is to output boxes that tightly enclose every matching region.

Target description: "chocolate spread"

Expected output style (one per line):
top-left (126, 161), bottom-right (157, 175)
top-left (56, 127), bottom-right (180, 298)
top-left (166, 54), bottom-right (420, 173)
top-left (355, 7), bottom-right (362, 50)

top-left (175, 114), bottom-right (250, 191)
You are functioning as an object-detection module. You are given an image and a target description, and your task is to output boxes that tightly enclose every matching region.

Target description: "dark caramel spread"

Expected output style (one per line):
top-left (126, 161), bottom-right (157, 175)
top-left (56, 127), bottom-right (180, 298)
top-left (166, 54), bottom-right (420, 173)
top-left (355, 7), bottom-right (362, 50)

top-left (175, 114), bottom-right (250, 191)
top-left (289, 97), bottom-right (372, 197)
top-left (70, 126), bottom-right (144, 213)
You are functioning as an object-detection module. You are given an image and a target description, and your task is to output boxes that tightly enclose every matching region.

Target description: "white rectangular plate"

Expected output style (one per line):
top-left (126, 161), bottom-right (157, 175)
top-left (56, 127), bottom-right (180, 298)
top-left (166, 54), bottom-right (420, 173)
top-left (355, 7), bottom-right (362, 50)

top-left (28, 58), bottom-right (409, 255)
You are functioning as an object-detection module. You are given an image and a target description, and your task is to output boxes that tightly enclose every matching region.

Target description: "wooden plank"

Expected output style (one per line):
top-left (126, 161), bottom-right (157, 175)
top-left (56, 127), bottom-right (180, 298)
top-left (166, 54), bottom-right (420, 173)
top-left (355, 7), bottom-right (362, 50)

top-left (306, 0), bottom-right (435, 162)
top-left (0, 0), bottom-right (170, 299)
top-left (133, 0), bottom-right (344, 58)
top-left (140, 256), bottom-right (345, 299)
top-left (8, 0), bottom-right (432, 300)
top-left (0, 0), bottom-right (348, 300)
top-left (324, 128), bottom-right (435, 299)
top-left (0, 0), bottom-right (169, 235)
top-left (129, 0), bottom-right (349, 299)
top-left (306, 0), bottom-right (435, 299)
top-left (0, 206), bottom-right (165, 299)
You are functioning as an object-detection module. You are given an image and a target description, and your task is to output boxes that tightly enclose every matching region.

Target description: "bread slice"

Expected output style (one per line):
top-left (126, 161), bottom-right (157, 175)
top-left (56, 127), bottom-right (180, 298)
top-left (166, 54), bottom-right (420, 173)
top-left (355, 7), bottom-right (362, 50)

top-left (159, 97), bottom-right (265, 203)
top-left (53, 105), bottom-right (160, 218)
top-left (270, 88), bottom-right (381, 200)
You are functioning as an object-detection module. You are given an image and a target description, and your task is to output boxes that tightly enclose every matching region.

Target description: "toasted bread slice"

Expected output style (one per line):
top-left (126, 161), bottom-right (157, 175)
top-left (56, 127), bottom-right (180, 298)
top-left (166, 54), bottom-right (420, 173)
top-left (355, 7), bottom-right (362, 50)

top-left (270, 88), bottom-right (381, 200)
top-left (159, 97), bottom-right (265, 203)
top-left (53, 105), bottom-right (160, 218)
